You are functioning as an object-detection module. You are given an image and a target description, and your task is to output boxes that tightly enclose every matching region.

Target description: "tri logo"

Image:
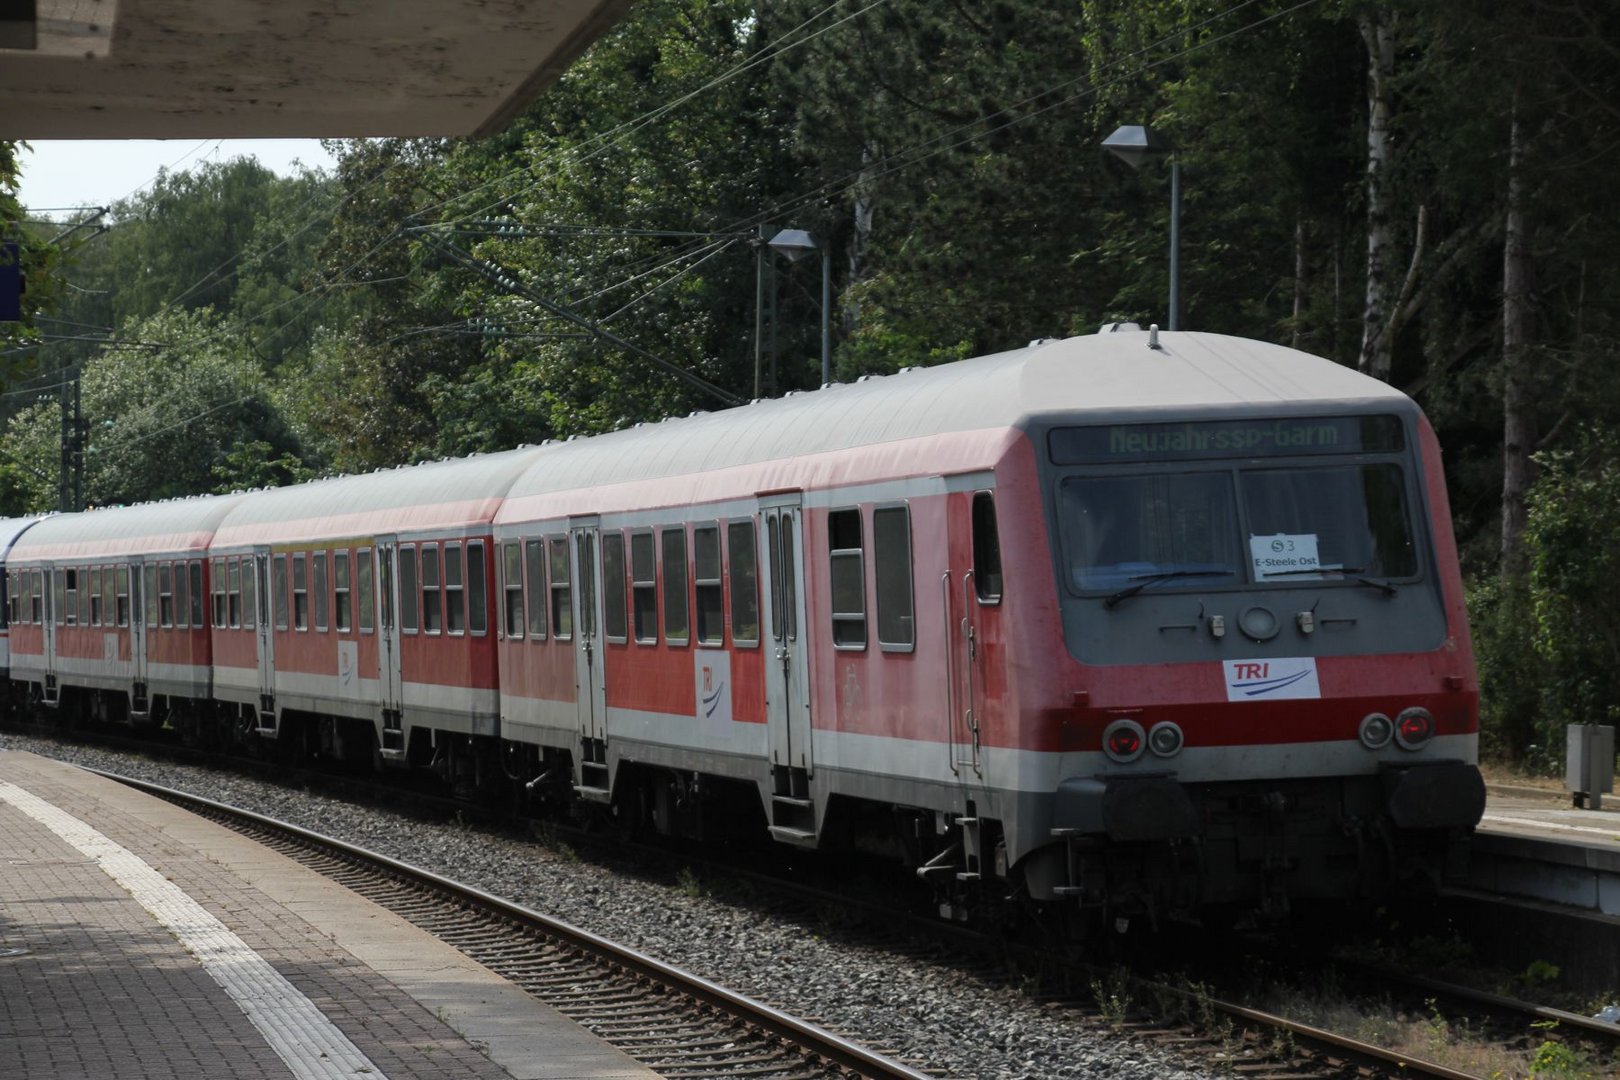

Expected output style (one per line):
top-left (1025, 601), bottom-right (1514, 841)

top-left (1222, 657), bottom-right (1321, 701)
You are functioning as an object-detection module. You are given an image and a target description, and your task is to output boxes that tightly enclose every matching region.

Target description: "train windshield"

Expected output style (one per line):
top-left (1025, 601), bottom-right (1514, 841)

top-left (1059, 462), bottom-right (1418, 593)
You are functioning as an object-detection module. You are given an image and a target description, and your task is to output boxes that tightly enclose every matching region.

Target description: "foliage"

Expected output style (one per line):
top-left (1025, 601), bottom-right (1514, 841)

top-left (1, 307), bottom-right (303, 511)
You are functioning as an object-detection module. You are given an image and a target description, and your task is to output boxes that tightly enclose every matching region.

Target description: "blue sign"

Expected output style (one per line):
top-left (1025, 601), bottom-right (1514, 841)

top-left (0, 242), bottom-right (20, 322)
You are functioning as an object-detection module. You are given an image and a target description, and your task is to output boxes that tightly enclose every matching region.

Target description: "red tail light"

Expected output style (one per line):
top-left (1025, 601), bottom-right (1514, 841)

top-left (1102, 719), bottom-right (1146, 763)
top-left (1395, 707), bottom-right (1435, 750)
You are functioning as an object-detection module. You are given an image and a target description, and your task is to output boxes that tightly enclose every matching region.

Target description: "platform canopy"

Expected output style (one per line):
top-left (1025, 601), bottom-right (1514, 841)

top-left (0, 0), bottom-right (635, 139)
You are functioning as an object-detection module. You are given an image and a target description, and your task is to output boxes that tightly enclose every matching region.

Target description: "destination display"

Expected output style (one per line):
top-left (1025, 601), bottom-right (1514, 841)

top-left (1048, 414), bottom-right (1404, 464)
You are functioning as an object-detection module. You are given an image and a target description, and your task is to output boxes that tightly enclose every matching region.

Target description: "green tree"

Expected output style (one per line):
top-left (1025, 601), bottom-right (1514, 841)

top-left (2, 307), bottom-right (302, 510)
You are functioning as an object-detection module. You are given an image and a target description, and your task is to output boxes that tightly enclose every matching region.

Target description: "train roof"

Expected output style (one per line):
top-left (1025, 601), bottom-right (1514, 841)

top-left (0, 515), bottom-right (48, 555)
top-left (211, 445), bottom-right (550, 548)
top-left (8, 497), bottom-right (245, 562)
top-left (496, 330), bottom-right (1411, 517)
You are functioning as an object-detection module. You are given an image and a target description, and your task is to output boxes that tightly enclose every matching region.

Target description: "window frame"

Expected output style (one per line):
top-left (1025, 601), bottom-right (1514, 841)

top-left (334, 551), bottom-right (352, 633)
top-left (873, 503), bottom-right (916, 652)
top-left (420, 542), bottom-right (442, 635)
top-left (601, 531), bottom-right (628, 644)
top-left (523, 538), bottom-right (547, 641)
top-left (290, 552), bottom-right (307, 631)
top-left (629, 529), bottom-right (657, 645)
top-left (501, 540), bottom-right (524, 640)
top-left (399, 544), bottom-right (419, 634)
top-left (444, 541), bottom-right (466, 635)
top-left (972, 491), bottom-right (1004, 605)
top-left (548, 536), bottom-right (573, 641)
top-left (827, 507), bottom-right (867, 650)
top-left (357, 548), bottom-right (375, 634)
top-left (313, 551), bottom-right (330, 632)
top-left (693, 523), bottom-right (723, 646)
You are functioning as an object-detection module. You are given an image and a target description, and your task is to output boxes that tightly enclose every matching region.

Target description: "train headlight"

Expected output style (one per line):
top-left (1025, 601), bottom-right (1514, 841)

top-left (1102, 719), bottom-right (1146, 763)
top-left (1359, 712), bottom-right (1394, 750)
top-left (1395, 707), bottom-right (1435, 750)
top-left (1147, 721), bottom-right (1184, 758)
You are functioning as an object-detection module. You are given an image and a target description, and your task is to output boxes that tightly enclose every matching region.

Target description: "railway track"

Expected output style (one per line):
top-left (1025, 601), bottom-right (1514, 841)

top-left (107, 771), bottom-right (946, 1080)
top-left (29, 732), bottom-right (1616, 1080)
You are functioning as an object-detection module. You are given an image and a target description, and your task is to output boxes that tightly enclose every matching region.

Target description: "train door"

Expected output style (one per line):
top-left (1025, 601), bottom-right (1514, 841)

top-left (759, 494), bottom-right (813, 840)
top-left (129, 558), bottom-right (149, 710)
top-left (40, 563), bottom-right (58, 704)
top-left (252, 550), bottom-right (275, 725)
top-left (945, 490), bottom-right (1000, 777)
top-left (569, 522), bottom-right (609, 799)
top-left (375, 539), bottom-right (405, 758)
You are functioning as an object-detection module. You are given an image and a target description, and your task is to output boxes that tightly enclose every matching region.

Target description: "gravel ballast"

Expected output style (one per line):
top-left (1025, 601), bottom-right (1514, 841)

top-left (3, 734), bottom-right (1221, 1080)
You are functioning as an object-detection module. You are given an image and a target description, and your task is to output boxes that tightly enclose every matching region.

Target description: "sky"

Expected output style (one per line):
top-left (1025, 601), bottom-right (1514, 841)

top-left (16, 139), bottom-right (338, 216)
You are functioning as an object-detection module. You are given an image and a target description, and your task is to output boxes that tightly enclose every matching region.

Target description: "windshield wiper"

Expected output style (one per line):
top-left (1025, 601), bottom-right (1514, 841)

top-left (1259, 566), bottom-right (1398, 595)
top-left (1104, 569), bottom-right (1236, 609)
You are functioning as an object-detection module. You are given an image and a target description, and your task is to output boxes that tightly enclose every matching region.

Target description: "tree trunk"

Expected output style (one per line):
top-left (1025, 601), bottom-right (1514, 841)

top-left (1292, 215), bottom-right (1307, 350)
top-left (1501, 105), bottom-right (1535, 579)
top-left (1358, 11), bottom-right (1397, 381)
top-left (843, 143), bottom-right (877, 336)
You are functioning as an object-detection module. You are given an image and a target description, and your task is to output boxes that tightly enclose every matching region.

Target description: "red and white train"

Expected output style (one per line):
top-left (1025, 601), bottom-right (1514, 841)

top-left (0, 328), bottom-right (1487, 923)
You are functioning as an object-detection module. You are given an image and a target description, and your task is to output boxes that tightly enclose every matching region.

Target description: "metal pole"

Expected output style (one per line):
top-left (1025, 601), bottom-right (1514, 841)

top-left (1169, 158), bottom-right (1181, 331)
top-left (820, 248), bottom-right (831, 386)
top-left (754, 225), bottom-right (768, 399)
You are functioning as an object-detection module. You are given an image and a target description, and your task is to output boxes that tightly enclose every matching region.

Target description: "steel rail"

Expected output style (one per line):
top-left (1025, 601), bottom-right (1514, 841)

top-left (101, 770), bottom-right (942, 1080)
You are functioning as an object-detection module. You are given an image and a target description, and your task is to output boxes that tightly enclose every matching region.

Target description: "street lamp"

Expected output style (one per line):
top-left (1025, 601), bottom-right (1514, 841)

top-left (768, 227), bottom-right (832, 387)
top-left (1102, 124), bottom-right (1180, 331)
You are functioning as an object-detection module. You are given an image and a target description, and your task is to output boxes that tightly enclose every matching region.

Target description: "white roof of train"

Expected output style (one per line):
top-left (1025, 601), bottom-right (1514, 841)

top-left (0, 515), bottom-right (48, 554)
top-left (497, 330), bottom-right (1411, 510)
top-left (8, 497), bottom-right (246, 561)
top-left (210, 445), bottom-right (550, 547)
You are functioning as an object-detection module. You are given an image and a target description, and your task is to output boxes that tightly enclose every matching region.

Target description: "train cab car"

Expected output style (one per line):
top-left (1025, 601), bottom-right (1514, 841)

top-left (206, 448), bottom-right (547, 777)
top-left (6, 497), bottom-right (242, 726)
top-left (493, 328), bottom-right (1483, 924)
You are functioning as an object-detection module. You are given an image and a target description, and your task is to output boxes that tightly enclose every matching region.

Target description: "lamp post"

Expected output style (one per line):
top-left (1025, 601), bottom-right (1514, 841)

top-left (768, 227), bottom-right (832, 387)
top-left (1102, 124), bottom-right (1180, 331)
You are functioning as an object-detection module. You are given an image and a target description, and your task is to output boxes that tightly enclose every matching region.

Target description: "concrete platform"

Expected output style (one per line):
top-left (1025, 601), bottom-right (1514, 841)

top-left (0, 750), bottom-right (659, 1080)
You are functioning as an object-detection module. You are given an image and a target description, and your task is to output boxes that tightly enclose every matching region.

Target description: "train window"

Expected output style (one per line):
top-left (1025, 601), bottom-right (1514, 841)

top-left (523, 539), bottom-right (547, 640)
top-left (445, 542), bottom-right (466, 635)
top-left (53, 569), bottom-right (66, 627)
top-left (102, 567), bottom-right (115, 628)
top-left (190, 562), bottom-right (204, 628)
top-left (334, 552), bottom-right (352, 632)
top-left (1059, 474), bottom-right (1240, 593)
top-left (357, 550), bottom-right (375, 633)
top-left (693, 524), bottom-right (722, 645)
top-left (242, 558), bottom-right (257, 630)
top-left (828, 508), bottom-right (866, 649)
top-left (64, 568), bottom-right (79, 626)
top-left (549, 537), bottom-right (573, 640)
top-left (228, 559), bottom-right (243, 629)
top-left (175, 561), bottom-right (190, 629)
top-left (87, 566), bottom-right (101, 627)
top-left (115, 567), bottom-right (127, 627)
top-left (272, 555), bottom-right (289, 631)
top-left (972, 493), bottom-right (1003, 603)
top-left (144, 564), bottom-right (159, 628)
top-left (601, 532), bottom-right (627, 642)
top-left (421, 544), bottom-right (442, 634)
top-left (1240, 464), bottom-right (1418, 580)
top-left (874, 506), bottom-right (915, 651)
top-left (663, 527), bottom-right (689, 646)
top-left (501, 541), bottom-right (524, 638)
top-left (467, 541), bottom-right (488, 636)
top-left (313, 552), bottom-right (330, 632)
top-left (159, 563), bottom-right (174, 628)
top-left (36, 569), bottom-right (46, 625)
top-left (291, 553), bottom-right (307, 631)
top-left (77, 568), bottom-right (91, 627)
top-left (728, 520), bottom-right (760, 647)
top-left (630, 531), bottom-right (656, 644)
top-left (400, 546), bottom-right (419, 634)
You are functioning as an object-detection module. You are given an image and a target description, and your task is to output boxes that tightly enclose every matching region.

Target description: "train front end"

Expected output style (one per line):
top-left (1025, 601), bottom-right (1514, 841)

top-left (1019, 333), bottom-right (1484, 922)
